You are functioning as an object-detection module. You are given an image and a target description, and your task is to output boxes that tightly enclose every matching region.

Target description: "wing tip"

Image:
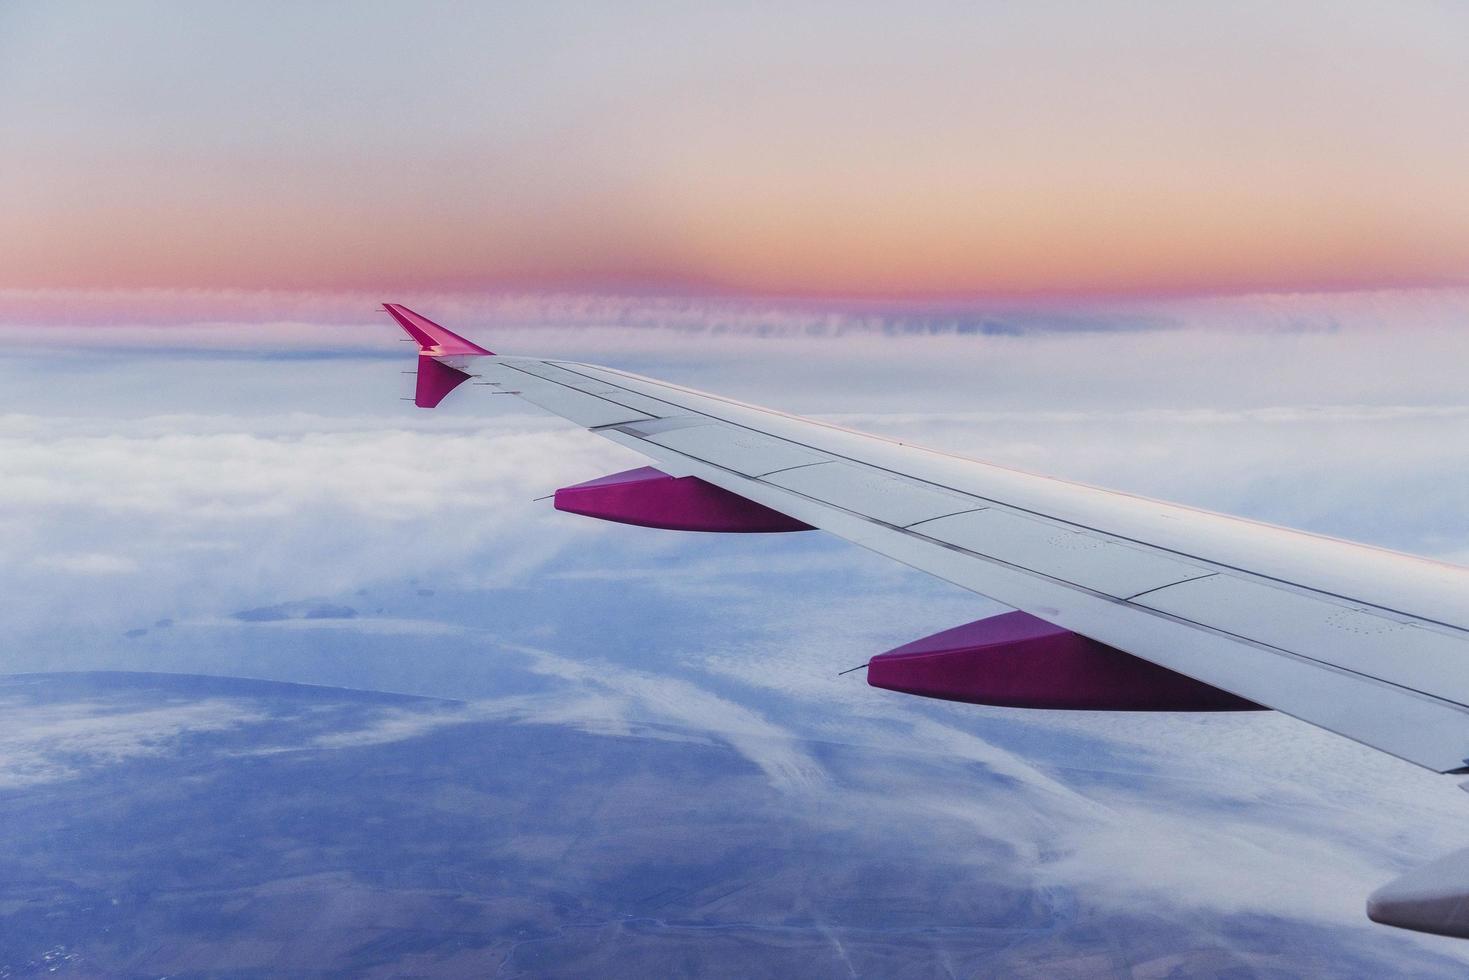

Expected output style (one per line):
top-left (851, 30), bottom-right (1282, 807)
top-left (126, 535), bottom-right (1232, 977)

top-left (381, 302), bottom-right (494, 356)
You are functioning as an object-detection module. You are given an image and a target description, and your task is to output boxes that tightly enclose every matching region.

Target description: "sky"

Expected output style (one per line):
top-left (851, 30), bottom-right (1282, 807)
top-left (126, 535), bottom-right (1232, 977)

top-left (4, 2), bottom-right (1469, 968)
top-left (1, 1), bottom-right (1467, 302)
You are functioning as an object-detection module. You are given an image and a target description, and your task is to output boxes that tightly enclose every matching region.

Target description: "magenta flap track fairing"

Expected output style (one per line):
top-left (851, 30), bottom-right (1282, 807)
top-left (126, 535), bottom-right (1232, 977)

top-left (554, 466), bottom-right (813, 533)
top-left (869, 610), bottom-right (1262, 711)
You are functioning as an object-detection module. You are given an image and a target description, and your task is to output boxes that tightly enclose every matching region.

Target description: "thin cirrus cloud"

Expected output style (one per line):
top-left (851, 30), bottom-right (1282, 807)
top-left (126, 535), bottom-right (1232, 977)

top-left (0, 2), bottom-right (1466, 299)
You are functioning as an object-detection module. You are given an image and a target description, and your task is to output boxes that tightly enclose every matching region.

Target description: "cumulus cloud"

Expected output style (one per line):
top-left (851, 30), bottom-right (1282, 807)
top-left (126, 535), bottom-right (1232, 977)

top-left (0, 408), bottom-right (642, 665)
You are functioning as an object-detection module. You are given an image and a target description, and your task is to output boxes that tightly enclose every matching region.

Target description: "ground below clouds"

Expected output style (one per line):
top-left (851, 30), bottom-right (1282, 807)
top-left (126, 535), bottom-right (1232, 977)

top-left (0, 672), bottom-right (1463, 979)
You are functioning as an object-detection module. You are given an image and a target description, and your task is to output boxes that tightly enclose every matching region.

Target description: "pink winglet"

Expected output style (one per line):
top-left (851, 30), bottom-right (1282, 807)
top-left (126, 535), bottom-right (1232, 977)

top-left (383, 303), bottom-right (494, 356)
top-left (415, 356), bottom-right (473, 408)
top-left (383, 303), bottom-right (492, 408)
top-left (868, 610), bottom-right (1262, 711)
top-left (554, 466), bottom-right (813, 533)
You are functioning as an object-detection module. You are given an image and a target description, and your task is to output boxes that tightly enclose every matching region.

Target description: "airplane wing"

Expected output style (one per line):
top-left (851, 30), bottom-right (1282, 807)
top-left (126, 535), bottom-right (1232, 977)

top-left (383, 302), bottom-right (1469, 937)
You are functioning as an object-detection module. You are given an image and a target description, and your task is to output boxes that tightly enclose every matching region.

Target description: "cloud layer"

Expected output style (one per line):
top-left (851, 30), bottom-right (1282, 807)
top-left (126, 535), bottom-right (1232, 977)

top-left (5, 296), bottom-right (1469, 958)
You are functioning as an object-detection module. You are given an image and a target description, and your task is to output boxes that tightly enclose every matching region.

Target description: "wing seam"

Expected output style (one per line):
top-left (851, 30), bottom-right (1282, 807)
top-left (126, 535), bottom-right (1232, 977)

top-left (645, 441), bottom-right (1469, 722)
top-left (540, 360), bottom-right (1469, 637)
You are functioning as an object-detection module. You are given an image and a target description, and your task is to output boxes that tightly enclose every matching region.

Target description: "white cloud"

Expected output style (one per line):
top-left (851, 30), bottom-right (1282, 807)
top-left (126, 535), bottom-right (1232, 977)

top-left (304, 690), bottom-right (669, 752)
top-left (505, 641), bottom-right (828, 792)
top-left (2, 284), bottom-right (1466, 337)
top-left (0, 411), bottom-right (643, 657)
top-left (204, 615), bottom-right (470, 636)
top-left (34, 552), bottom-right (138, 575)
top-left (0, 698), bottom-right (269, 789)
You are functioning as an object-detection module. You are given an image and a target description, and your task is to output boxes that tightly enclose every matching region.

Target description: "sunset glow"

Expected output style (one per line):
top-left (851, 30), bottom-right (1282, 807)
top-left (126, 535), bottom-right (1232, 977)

top-left (2, 2), bottom-right (1466, 301)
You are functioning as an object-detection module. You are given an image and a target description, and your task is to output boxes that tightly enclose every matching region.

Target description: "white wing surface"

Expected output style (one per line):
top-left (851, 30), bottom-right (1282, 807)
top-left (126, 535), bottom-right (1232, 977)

top-left (469, 352), bottom-right (1469, 775)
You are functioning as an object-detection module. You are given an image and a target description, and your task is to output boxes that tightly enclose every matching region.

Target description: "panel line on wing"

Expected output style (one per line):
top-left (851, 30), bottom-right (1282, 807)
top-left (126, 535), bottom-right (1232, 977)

top-left (1123, 573), bottom-right (1219, 602)
top-left (606, 417), bottom-right (712, 436)
top-left (622, 435), bottom-right (1469, 747)
top-left (756, 461), bottom-right (830, 478)
top-left (540, 361), bottom-right (1469, 637)
top-left (903, 507), bottom-right (991, 529)
top-left (499, 363), bottom-right (672, 425)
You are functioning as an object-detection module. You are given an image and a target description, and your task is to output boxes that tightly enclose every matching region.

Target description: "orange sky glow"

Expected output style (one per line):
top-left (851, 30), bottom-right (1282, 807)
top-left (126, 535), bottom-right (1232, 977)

top-left (1, 3), bottom-right (1465, 302)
